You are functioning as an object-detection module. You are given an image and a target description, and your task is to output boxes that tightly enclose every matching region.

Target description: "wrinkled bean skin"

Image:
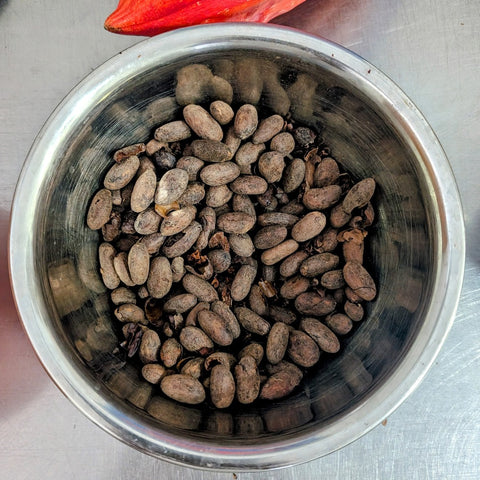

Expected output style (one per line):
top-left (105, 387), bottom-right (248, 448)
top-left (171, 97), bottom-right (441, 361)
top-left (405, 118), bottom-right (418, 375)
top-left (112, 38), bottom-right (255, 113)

top-left (303, 185), bottom-right (342, 210)
top-left (343, 261), bottom-right (377, 301)
top-left (295, 292), bottom-right (337, 316)
top-left (160, 374), bottom-right (206, 405)
top-left (182, 274), bottom-right (219, 302)
top-left (87, 189), bottom-right (112, 230)
top-left (198, 310), bottom-right (234, 346)
top-left (288, 330), bottom-right (320, 368)
top-left (234, 355), bottom-right (260, 404)
top-left (266, 322), bottom-right (290, 365)
top-left (299, 318), bottom-right (340, 353)
top-left (231, 265), bottom-right (257, 302)
top-left (147, 256), bottom-right (172, 298)
top-left (104, 155), bottom-right (140, 190)
top-left (210, 364), bottom-right (236, 409)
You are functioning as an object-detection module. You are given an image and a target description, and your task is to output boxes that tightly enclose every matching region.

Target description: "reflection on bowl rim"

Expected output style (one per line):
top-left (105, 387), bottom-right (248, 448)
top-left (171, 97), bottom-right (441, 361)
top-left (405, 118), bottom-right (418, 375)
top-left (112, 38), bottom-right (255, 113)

top-left (9, 23), bottom-right (465, 470)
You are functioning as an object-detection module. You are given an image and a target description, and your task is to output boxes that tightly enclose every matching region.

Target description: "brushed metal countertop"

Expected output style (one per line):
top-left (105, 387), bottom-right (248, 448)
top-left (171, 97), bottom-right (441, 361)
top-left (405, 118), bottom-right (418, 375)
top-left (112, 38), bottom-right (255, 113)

top-left (1, 1), bottom-right (479, 478)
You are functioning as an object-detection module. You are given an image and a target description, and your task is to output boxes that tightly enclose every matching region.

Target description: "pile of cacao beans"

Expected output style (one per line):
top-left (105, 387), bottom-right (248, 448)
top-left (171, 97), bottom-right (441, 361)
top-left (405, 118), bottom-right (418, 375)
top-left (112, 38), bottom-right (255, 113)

top-left (86, 91), bottom-right (376, 408)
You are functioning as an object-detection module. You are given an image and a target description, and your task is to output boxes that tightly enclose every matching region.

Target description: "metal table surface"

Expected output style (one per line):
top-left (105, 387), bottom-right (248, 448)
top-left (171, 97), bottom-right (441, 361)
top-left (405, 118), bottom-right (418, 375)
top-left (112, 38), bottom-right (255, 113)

top-left (1, 1), bottom-right (478, 478)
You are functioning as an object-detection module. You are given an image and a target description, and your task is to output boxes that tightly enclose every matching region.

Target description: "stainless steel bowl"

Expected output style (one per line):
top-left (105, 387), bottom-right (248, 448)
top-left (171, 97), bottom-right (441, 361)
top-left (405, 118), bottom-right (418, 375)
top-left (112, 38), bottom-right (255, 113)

top-left (9, 24), bottom-right (465, 470)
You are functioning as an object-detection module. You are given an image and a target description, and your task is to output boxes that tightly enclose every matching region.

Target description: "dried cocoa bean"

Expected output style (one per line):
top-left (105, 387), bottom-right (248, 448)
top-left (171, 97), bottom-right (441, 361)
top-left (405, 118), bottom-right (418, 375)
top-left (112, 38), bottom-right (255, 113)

top-left (141, 232), bottom-right (165, 255)
top-left (268, 305), bottom-right (297, 325)
top-left (294, 292), bottom-right (336, 316)
top-left (231, 264), bottom-right (257, 302)
top-left (176, 156), bottom-right (205, 181)
top-left (142, 363), bottom-right (168, 384)
top-left (210, 364), bottom-right (235, 409)
top-left (291, 211), bottom-right (327, 242)
top-left (344, 300), bottom-right (364, 322)
top-left (342, 178), bottom-right (376, 214)
top-left (280, 275), bottom-right (310, 300)
top-left (230, 175), bottom-right (268, 195)
top-left (330, 203), bottom-right (352, 228)
top-left (321, 269), bottom-right (345, 290)
top-left (128, 241), bottom-right (150, 285)
top-left (300, 253), bottom-right (340, 277)
top-left (200, 162), bottom-right (240, 187)
top-left (217, 212), bottom-right (255, 234)
top-left (139, 329), bottom-right (161, 363)
top-left (314, 227), bottom-right (338, 253)
top-left (207, 249), bottom-right (231, 273)
top-left (313, 157), bottom-right (340, 187)
top-left (234, 104), bottom-right (258, 140)
top-left (164, 293), bottom-right (198, 314)
top-left (232, 194), bottom-right (257, 219)
top-left (252, 114), bottom-right (284, 144)
top-left (162, 221), bottom-right (202, 258)
top-left (211, 301), bottom-right (241, 339)
top-left (160, 338), bottom-right (183, 367)
top-left (160, 374), bottom-right (205, 405)
top-left (303, 185), bottom-right (342, 210)
top-left (266, 322), bottom-right (290, 364)
top-left (99, 242), bottom-right (120, 289)
top-left (223, 126), bottom-right (242, 160)
top-left (183, 104), bottom-right (223, 141)
top-left (209, 100), bottom-right (234, 125)
top-left (182, 273), bottom-right (219, 302)
top-left (261, 239), bottom-right (299, 265)
top-left (253, 225), bottom-right (287, 250)
top-left (235, 142), bottom-right (265, 174)
top-left (147, 256), bottom-right (172, 298)
top-left (234, 355), bottom-right (260, 404)
top-left (155, 168), bottom-right (189, 205)
top-left (154, 120), bottom-right (191, 142)
top-left (198, 310), bottom-right (234, 346)
top-left (160, 205), bottom-right (197, 236)
top-left (325, 313), bottom-right (353, 336)
top-left (343, 261), bottom-right (376, 301)
top-left (234, 307), bottom-right (271, 336)
top-left (258, 151), bottom-right (285, 183)
top-left (87, 189), bottom-right (112, 230)
top-left (288, 329), bottom-right (320, 368)
top-left (299, 318), bottom-right (340, 354)
top-left (257, 212), bottom-right (299, 227)
top-left (104, 155), bottom-right (140, 190)
top-left (205, 185), bottom-right (233, 207)
top-left (228, 233), bottom-right (254, 257)
top-left (114, 303), bottom-right (147, 324)
top-left (248, 285), bottom-right (269, 317)
top-left (131, 169), bottom-right (156, 213)
top-left (191, 139), bottom-right (232, 163)
top-left (179, 326), bottom-right (214, 354)
top-left (134, 207), bottom-right (161, 235)
top-left (279, 251), bottom-right (309, 278)
top-left (111, 286), bottom-right (136, 305)
top-left (259, 369), bottom-right (301, 401)
top-left (283, 158), bottom-right (306, 193)
top-left (270, 132), bottom-right (295, 155)
top-left (180, 357), bottom-right (204, 379)
top-left (113, 251), bottom-right (135, 287)
top-left (238, 343), bottom-right (264, 366)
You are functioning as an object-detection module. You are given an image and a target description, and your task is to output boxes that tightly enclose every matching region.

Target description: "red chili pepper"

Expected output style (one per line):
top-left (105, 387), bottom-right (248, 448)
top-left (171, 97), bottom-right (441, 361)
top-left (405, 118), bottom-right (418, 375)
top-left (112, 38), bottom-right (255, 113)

top-left (104, 0), bottom-right (306, 36)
